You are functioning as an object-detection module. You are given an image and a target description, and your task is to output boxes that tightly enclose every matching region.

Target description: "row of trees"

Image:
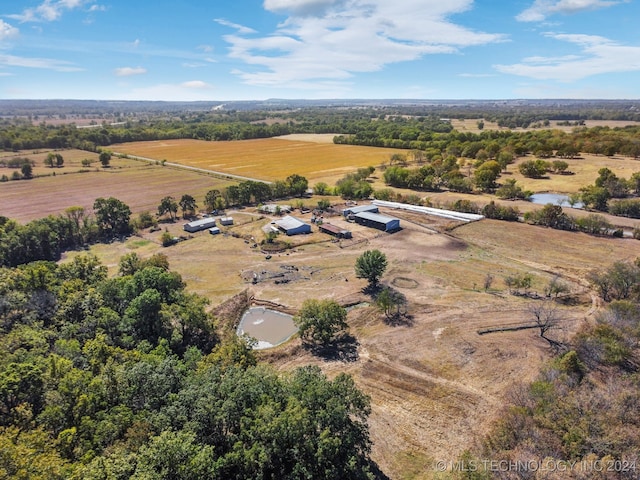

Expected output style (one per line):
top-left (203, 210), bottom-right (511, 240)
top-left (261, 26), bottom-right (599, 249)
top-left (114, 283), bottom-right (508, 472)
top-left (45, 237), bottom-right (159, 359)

top-left (4, 107), bottom-right (640, 161)
top-left (0, 197), bottom-right (132, 267)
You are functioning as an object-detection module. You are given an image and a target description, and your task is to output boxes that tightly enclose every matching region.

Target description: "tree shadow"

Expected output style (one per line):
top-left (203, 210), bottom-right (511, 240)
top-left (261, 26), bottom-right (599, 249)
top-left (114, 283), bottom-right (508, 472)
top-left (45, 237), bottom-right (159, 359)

top-left (383, 312), bottom-right (414, 327)
top-left (362, 283), bottom-right (383, 296)
top-left (306, 333), bottom-right (359, 362)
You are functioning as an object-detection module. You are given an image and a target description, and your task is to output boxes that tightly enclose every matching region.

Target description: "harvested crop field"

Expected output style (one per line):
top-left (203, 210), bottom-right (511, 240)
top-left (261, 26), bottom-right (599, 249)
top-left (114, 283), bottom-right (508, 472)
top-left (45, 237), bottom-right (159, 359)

top-left (110, 138), bottom-right (403, 184)
top-left (0, 156), bottom-right (235, 222)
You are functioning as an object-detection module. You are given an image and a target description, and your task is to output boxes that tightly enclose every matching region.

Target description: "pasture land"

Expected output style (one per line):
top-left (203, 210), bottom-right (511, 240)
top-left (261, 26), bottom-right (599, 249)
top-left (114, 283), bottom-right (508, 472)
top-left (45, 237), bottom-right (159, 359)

top-left (63, 201), bottom-right (637, 479)
top-left (0, 152), bottom-right (235, 222)
top-left (110, 138), bottom-right (403, 184)
top-left (509, 153), bottom-right (640, 194)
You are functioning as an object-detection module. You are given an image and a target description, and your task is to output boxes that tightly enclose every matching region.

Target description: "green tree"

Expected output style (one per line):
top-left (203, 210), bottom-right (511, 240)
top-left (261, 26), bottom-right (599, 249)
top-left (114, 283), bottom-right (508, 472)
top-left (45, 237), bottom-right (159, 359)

top-left (495, 178), bottom-right (531, 200)
top-left (518, 159), bottom-right (548, 178)
top-left (158, 196), bottom-right (178, 221)
top-left (473, 160), bottom-right (501, 192)
top-left (294, 299), bottom-right (349, 346)
top-left (580, 185), bottom-right (610, 211)
top-left (313, 182), bottom-right (329, 195)
top-left (355, 249), bottom-right (388, 289)
top-left (376, 286), bottom-right (407, 321)
top-left (285, 174), bottom-right (309, 197)
top-left (204, 189), bottom-right (221, 212)
top-left (44, 153), bottom-right (62, 168)
top-left (132, 430), bottom-right (216, 480)
top-left (93, 197), bottom-right (132, 238)
top-left (99, 151), bottom-right (111, 167)
top-left (20, 163), bottom-right (33, 179)
top-left (179, 194), bottom-right (198, 218)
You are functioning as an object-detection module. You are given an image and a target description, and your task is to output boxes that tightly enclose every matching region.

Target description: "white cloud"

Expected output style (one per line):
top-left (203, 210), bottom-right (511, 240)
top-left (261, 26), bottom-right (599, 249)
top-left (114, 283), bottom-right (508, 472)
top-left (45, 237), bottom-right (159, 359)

top-left (181, 80), bottom-right (213, 89)
top-left (8, 0), bottom-right (103, 23)
top-left (0, 53), bottom-right (81, 71)
top-left (214, 19), bottom-right (256, 35)
top-left (225, 0), bottom-right (506, 90)
top-left (494, 33), bottom-right (640, 81)
top-left (0, 20), bottom-right (19, 40)
top-left (197, 44), bottom-right (214, 53)
top-left (88, 4), bottom-right (107, 12)
top-left (263, 0), bottom-right (341, 16)
top-left (114, 66), bottom-right (147, 77)
top-left (517, 0), bottom-right (625, 22)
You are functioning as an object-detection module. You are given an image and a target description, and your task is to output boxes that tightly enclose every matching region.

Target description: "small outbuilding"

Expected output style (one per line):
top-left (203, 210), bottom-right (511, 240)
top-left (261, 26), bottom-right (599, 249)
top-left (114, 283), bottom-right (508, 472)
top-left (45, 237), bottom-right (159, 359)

top-left (318, 223), bottom-right (352, 239)
top-left (353, 211), bottom-right (400, 232)
top-left (342, 204), bottom-right (379, 217)
top-left (208, 227), bottom-right (221, 235)
top-left (219, 216), bottom-right (234, 226)
top-left (184, 217), bottom-right (217, 233)
top-left (259, 204), bottom-right (292, 214)
top-left (275, 215), bottom-right (311, 236)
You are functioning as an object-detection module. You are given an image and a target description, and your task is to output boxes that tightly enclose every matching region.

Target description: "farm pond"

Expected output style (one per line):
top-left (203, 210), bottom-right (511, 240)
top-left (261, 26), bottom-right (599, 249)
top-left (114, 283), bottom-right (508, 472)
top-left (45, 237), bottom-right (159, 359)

top-left (529, 193), bottom-right (583, 209)
top-left (236, 307), bottom-right (298, 349)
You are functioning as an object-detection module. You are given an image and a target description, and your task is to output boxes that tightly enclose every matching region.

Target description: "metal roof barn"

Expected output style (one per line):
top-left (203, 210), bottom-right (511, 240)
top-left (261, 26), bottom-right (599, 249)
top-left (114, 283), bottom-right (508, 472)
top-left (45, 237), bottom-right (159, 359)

top-left (183, 217), bottom-right (217, 233)
top-left (342, 204), bottom-right (379, 217)
top-left (274, 215), bottom-right (311, 235)
top-left (353, 211), bottom-right (400, 232)
top-left (318, 223), bottom-right (352, 239)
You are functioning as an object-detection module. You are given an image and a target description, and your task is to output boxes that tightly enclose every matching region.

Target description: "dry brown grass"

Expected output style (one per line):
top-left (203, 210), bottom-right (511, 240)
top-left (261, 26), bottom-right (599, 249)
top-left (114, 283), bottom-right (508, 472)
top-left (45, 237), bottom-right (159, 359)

top-left (509, 153), bottom-right (640, 194)
top-left (110, 138), bottom-right (403, 184)
top-left (0, 149), bottom-right (235, 222)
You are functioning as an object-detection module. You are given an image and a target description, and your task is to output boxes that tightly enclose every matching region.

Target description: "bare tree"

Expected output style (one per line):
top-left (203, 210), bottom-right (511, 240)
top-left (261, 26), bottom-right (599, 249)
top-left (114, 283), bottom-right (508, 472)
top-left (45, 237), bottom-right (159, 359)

top-left (528, 302), bottom-right (565, 349)
top-left (483, 273), bottom-right (494, 292)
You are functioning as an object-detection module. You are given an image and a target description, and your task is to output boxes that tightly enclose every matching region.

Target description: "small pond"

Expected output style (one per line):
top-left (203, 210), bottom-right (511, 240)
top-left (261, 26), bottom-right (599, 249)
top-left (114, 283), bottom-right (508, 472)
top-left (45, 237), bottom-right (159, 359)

top-left (237, 307), bottom-right (298, 349)
top-left (529, 193), bottom-right (583, 209)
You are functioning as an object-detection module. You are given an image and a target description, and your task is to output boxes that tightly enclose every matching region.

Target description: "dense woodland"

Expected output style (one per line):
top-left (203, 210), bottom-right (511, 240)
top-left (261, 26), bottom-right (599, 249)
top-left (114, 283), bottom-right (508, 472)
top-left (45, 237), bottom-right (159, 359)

top-left (0, 254), bottom-right (374, 479)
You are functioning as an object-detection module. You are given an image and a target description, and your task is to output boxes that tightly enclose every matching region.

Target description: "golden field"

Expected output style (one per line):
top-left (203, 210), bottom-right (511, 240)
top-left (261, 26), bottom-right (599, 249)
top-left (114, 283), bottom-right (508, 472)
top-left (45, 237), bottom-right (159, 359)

top-left (110, 138), bottom-right (404, 184)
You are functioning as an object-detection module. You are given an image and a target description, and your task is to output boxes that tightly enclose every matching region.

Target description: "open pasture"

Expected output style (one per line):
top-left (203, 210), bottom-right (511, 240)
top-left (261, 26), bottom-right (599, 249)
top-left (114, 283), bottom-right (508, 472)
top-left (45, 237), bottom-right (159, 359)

top-left (0, 156), bottom-right (235, 222)
top-left (509, 153), bottom-right (640, 194)
top-left (110, 138), bottom-right (403, 184)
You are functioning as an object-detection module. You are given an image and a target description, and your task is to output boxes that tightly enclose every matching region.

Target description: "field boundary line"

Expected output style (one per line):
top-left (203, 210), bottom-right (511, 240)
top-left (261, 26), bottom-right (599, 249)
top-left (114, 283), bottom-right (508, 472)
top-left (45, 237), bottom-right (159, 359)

top-left (112, 151), bottom-right (272, 184)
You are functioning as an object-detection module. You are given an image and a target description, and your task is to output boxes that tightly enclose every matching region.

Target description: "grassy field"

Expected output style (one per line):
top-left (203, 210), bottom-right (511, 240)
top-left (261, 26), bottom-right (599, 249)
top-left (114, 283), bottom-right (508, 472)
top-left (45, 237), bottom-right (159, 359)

top-left (110, 138), bottom-right (404, 184)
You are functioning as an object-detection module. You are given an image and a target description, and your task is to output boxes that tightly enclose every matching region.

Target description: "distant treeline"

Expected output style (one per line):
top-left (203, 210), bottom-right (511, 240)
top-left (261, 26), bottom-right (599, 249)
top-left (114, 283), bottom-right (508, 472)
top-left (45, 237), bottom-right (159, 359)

top-left (2, 107), bottom-right (640, 157)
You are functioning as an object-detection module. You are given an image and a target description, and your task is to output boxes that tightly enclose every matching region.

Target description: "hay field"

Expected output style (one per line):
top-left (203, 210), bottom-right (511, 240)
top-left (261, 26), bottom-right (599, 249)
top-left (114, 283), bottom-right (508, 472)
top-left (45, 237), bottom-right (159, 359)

top-left (0, 153), bottom-right (235, 222)
top-left (110, 138), bottom-right (402, 184)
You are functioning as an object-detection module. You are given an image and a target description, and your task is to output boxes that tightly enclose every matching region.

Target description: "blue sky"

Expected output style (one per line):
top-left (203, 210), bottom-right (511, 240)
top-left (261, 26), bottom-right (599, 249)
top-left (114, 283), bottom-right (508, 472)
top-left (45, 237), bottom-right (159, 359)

top-left (1, 0), bottom-right (639, 100)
